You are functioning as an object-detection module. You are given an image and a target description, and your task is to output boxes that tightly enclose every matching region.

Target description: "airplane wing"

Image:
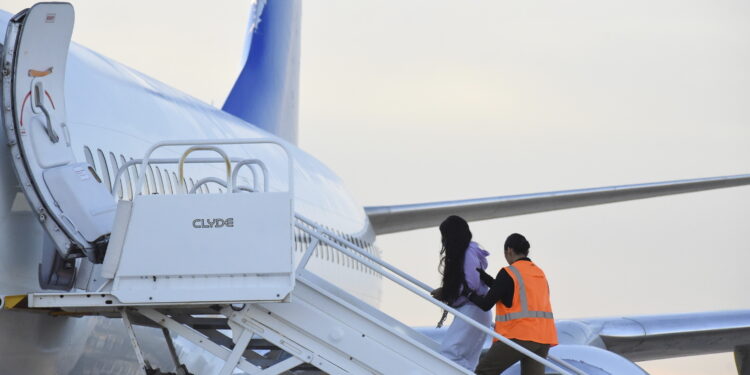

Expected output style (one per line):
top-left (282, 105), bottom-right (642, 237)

top-left (416, 309), bottom-right (750, 371)
top-left (365, 174), bottom-right (750, 234)
top-left (568, 309), bottom-right (750, 361)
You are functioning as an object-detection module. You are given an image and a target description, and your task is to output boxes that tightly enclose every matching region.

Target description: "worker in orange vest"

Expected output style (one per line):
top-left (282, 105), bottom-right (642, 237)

top-left (466, 233), bottom-right (558, 375)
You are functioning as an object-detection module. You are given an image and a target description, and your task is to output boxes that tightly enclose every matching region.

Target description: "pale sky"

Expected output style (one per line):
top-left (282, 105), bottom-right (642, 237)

top-left (3, 1), bottom-right (749, 374)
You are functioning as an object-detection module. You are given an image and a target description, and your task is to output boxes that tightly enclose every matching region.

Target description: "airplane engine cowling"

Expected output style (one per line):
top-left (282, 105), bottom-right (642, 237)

top-left (500, 345), bottom-right (648, 375)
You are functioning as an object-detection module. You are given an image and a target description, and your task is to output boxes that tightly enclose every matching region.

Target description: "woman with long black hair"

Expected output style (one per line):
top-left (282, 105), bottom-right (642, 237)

top-left (431, 215), bottom-right (493, 370)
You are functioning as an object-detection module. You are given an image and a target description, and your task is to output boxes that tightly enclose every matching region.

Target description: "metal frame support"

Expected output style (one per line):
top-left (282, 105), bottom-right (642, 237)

top-left (257, 357), bottom-right (304, 374)
top-left (161, 327), bottom-right (182, 371)
top-left (218, 328), bottom-right (253, 375)
top-left (135, 307), bottom-right (314, 375)
top-left (137, 308), bottom-right (262, 374)
top-left (296, 238), bottom-right (319, 276)
top-left (121, 310), bottom-right (149, 375)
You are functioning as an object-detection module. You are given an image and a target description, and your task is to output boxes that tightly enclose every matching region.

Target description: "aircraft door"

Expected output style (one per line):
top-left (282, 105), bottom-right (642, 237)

top-left (2, 3), bottom-right (115, 261)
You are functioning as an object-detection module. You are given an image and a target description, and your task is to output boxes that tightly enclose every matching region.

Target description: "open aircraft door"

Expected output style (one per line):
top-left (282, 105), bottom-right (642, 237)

top-left (2, 3), bottom-right (115, 261)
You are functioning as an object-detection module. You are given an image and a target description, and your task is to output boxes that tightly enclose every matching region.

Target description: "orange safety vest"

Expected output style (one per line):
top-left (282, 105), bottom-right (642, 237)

top-left (494, 260), bottom-right (558, 346)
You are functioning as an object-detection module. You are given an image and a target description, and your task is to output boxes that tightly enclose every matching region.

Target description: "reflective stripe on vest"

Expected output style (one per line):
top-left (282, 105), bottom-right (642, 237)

top-left (495, 265), bottom-right (554, 323)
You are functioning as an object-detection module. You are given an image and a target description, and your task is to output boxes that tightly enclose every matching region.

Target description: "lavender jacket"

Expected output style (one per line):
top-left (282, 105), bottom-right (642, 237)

top-left (453, 241), bottom-right (490, 307)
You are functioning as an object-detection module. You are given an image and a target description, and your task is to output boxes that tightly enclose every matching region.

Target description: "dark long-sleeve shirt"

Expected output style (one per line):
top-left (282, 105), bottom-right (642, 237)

top-left (469, 258), bottom-right (531, 312)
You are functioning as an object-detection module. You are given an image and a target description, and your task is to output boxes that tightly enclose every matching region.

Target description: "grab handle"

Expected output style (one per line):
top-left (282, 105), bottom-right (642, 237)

top-left (30, 79), bottom-right (59, 143)
top-left (177, 146), bottom-right (232, 194)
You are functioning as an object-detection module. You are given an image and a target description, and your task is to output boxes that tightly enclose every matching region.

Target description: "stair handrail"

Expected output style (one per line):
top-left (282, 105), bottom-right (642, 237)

top-left (294, 214), bottom-right (586, 375)
top-left (188, 176), bottom-right (254, 194)
top-left (231, 159), bottom-right (269, 192)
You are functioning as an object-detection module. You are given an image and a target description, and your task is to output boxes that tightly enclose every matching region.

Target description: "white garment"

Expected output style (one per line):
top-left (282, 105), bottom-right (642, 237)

top-left (439, 303), bottom-right (493, 371)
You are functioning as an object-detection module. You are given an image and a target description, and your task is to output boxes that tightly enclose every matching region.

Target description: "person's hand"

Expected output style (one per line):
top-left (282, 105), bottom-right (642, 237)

top-left (431, 287), bottom-right (443, 301)
top-left (477, 267), bottom-right (494, 286)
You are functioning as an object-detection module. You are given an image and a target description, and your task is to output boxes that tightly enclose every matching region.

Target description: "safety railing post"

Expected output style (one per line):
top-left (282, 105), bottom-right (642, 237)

top-left (296, 238), bottom-right (319, 277)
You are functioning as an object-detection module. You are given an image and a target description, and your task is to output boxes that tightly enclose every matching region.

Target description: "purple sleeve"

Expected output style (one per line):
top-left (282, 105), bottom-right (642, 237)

top-left (463, 251), bottom-right (483, 292)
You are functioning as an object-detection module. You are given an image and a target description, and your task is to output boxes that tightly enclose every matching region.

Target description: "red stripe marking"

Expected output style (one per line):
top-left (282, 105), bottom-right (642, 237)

top-left (19, 90), bottom-right (56, 126)
top-left (45, 90), bottom-right (56, 110)
top-left (19, 91), bottom-right (31, 126)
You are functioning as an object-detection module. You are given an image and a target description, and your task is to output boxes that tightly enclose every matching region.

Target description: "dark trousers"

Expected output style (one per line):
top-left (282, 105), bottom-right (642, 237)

top-left (474, 339), bottom-right (550, 375)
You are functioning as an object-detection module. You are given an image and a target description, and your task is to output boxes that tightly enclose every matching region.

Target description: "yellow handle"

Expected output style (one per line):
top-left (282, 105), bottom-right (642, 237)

top-left (178, 146), bottom-right (232, 193)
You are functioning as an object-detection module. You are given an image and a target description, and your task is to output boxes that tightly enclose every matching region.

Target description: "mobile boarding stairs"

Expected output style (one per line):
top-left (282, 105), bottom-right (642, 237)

top-left (12, 140), bottom-right (586, 375)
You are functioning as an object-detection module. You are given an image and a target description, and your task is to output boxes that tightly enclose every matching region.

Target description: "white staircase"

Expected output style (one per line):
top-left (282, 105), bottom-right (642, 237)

top-left (16, 140), bottom-right (584, 375)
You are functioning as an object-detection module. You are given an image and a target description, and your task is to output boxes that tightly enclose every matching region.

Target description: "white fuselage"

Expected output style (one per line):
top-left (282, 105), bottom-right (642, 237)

top-left (0, 12), bottom-right (382, 374)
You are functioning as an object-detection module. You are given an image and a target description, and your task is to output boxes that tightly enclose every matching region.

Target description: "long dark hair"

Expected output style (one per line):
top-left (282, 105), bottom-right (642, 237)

top-left (438, 215), bottom-right (472, 306)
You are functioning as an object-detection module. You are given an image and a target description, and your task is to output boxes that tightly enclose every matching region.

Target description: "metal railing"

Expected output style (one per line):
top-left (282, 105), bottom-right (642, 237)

top-left (110, 139), bottom-right (287, 198)
top-left (293, 214), bottom-right (587, 375)
top-left (112, 157), bottom-right (244, 198)
top-left (135, 139), bottom-right (292, 197)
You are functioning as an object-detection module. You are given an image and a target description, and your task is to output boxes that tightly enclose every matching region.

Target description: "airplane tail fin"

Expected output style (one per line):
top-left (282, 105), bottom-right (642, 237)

top-left (222, 0), bottom-right (301, 144)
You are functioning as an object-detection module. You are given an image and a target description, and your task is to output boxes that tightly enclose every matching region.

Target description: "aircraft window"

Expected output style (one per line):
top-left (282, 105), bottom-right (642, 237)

top-left (293, 230), bottom-right (300, 252)
top-left (137, 164), bottom-right (148, 194)
top-left (153, 166), bottom-right (165, 194)
top-left (133, 159), bottom-right (150, 195)
top-left (170, 172), bottom-right (180, 194)
top-left (130, 158), bottom-right (148, 195)
top-left (96, 149), bottom-right (112, 193)
top-left (147, 166), bottom-right (157, 194)
top-left (109, 153), bottom-right (124, 199)
top-left (162, 169), bottom-right (174, 194)
top-left (119, 155), bottom-right (134, 199)
top-left (83, 146), bottom-right (95, 168)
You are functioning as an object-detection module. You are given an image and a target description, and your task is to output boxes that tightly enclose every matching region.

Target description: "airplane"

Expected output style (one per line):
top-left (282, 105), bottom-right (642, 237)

top-left (0, 1), bottom-right (748, 374)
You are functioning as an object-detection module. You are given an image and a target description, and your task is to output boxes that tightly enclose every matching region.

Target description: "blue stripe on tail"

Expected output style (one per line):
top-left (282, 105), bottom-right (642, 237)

top-left (222, 0), bottom-right (301, 144)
